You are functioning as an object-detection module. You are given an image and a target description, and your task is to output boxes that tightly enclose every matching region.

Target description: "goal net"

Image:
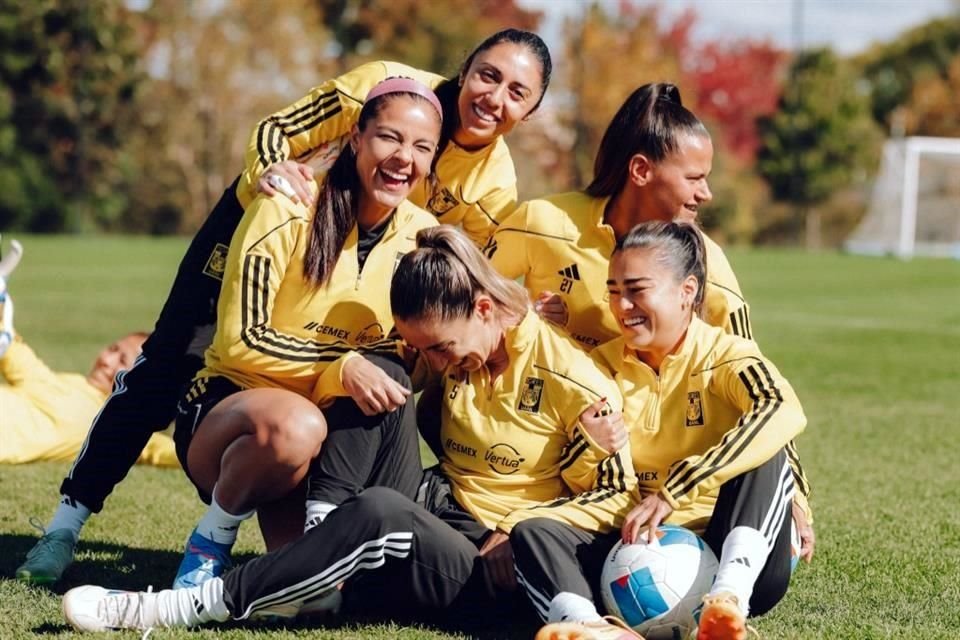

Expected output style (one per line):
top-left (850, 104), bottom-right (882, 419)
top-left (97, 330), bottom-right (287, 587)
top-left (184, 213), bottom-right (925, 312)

top-left (845, 136), bottom-right (960, 259)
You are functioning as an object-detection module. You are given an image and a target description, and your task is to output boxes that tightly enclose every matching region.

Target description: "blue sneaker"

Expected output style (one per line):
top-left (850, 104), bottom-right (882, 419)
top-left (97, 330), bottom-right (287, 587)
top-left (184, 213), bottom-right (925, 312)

top-left (172, 528), bottom-right (232, 590)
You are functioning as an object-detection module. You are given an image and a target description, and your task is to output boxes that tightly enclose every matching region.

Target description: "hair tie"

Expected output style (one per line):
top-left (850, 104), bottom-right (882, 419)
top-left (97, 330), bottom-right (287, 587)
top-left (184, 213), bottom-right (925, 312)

top-left (366, 77), bottom-right (443, 121)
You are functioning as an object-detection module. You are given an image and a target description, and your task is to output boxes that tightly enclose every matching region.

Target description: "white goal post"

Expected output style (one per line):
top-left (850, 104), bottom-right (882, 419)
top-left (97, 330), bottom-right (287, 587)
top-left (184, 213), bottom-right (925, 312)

top-left (845, 136), bottom-right (960, 259)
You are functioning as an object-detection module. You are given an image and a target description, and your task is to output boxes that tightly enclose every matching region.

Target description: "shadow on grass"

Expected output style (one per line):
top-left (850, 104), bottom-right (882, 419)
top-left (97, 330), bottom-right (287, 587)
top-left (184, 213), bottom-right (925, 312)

top-left (5, 533), bottom-right (539, 639)
top-left (1, 532), bottom-right (205, 594)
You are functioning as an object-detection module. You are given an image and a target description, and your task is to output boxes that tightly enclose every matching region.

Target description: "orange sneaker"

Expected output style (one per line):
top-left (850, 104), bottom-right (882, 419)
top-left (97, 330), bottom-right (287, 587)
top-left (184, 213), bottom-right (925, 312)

top-left (696, 592), bottom-right (757, 640)
top-left (535, 616), bottom-right (645, 640)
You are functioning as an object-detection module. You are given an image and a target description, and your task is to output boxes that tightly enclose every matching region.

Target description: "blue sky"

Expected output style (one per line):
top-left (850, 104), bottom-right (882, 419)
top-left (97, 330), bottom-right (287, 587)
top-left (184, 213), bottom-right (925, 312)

top-left (520, 0), bottom-right (957, 54)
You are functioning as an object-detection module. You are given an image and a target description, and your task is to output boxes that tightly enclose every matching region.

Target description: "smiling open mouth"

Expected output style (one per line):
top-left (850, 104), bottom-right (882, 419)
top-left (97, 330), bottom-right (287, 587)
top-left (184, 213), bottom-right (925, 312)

top-left (378, 167), bottom-right (410, 188)
top-left (622, 316), bottom-right (648, 328)
top-left (471, 103), bottom-right (499, 123)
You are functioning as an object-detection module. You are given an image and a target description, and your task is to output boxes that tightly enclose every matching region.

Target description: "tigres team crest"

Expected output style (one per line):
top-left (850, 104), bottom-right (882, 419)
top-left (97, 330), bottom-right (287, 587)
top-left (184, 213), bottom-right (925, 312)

top-left (518, 377), bottom-right (544, 413)
top-left (686, 391), bottom-right (705, 427)
top-left (427, 185), bottom-right (459, 216)
top-left (202, 243), bottom-right (229, 281)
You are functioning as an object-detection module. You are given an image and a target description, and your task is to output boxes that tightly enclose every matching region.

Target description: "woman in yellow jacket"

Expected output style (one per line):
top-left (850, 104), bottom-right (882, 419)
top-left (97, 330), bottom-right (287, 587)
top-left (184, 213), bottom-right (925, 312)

top-left (20, 28), bottom-right (553, 587)
top-left (168, 77), bottom-right (446, 590)
top-left (62, 226), bottom-right (636, 632)
top-left (0, 243), bottom-right (174, 469)
top-left (528, 222), bottom-right (807, 640)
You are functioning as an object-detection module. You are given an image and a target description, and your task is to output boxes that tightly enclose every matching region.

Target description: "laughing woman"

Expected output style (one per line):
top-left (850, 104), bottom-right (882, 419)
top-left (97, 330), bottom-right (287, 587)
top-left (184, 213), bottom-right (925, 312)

top-left (166, 77), bottom-right (445, 590)
top-left (526, 222), bottom-right (807, 640)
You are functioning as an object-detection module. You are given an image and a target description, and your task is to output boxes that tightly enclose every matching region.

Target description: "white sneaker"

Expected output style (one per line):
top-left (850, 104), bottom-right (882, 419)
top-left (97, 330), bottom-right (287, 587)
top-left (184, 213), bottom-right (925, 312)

top-left (63, 586), bottom-right (158, 631)
top-left (63, 582), bottom-right (228, 632)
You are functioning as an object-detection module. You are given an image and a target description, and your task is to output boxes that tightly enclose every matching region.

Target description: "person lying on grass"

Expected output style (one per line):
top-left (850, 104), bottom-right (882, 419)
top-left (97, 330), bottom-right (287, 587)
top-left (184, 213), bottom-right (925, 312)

top-left (0, 238), bottom-right (176, 470)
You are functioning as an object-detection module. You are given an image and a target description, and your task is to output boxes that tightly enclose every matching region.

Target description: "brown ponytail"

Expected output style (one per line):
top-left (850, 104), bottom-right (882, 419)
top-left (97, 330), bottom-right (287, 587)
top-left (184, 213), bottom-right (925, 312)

top-left (391, 225), bottom-right (529, 322)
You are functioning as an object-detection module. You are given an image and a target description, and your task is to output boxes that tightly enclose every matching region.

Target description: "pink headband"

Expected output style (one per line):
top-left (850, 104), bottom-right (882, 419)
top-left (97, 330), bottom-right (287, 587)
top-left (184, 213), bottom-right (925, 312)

top-left (365, 77), bottom-right (443, 121)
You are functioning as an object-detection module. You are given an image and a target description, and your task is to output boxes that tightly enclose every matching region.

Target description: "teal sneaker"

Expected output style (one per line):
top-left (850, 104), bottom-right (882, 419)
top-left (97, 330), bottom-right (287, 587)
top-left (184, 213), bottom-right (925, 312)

top-left (172, 529), bottom-right (232, 590)
top-left (16, 528), bottom-right (77, 585)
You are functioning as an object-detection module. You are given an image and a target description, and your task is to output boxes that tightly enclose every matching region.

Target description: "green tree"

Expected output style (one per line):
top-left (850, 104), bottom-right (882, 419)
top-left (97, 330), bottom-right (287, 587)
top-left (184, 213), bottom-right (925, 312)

top-left (757, 49), bottom-right (883, 247)
top-left (119, 0), bottom-right (331, 232)
top-left (0, 0), bottom-right (142, 231)
top-left (855, 17), bottom-right (960, 133)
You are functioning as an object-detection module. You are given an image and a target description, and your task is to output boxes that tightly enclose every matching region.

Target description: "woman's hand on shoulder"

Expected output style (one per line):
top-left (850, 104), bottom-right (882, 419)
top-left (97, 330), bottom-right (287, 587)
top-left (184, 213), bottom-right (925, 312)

top-left (533, 290), bottom-right (568, 327)
top-left (258, 161), bottom-right (315, 205)
top-left (578, 398), bottom-right (627, 453)
top-left (621, 492), bottom-right (674, 545)
top-left (341, 356), bottom-right (411, 416)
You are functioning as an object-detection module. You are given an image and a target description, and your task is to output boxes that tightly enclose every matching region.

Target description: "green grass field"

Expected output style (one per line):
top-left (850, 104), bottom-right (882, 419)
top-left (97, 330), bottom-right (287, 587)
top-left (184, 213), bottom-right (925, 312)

top-left (2, 235), bottom-right (959, 639)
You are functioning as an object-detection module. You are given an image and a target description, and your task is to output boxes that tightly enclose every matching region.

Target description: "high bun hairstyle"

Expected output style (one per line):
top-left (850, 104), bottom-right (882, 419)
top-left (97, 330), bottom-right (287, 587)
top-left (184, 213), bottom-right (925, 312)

top-left (586, 82), bottom-right (709, 199)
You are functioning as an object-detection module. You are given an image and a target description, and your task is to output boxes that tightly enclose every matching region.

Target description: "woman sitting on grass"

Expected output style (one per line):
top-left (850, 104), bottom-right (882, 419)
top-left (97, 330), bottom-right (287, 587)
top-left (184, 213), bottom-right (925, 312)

top-left (62, 225), bottom-right (635, 633)
top-left (523, 222), bottom-right (808, 640)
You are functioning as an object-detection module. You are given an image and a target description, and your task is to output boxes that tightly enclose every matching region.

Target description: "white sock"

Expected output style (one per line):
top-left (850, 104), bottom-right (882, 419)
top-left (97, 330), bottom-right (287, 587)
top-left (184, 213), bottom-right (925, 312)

top-left (304, 500), bottom-right (338, 532)
top-left (47, 495), bottom-right (91, 541)
top-left (195, 489), bottom-right (253, 546)
top-left (149, 578), bottom-right (232, 627)
top-left (547, 591), bottom-right (603, 624)
top-left (709, 526), bottom-right (769, 616)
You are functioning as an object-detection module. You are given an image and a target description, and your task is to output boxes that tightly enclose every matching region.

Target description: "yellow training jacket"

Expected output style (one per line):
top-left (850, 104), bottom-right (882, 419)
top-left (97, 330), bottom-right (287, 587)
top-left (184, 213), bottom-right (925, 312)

top-left (486, 191), bottom-right (813, 521)
top-left (238, 60), bottom-right (517, 247)
top-left (439, 311), bottom-right (636, 534)
top-left (198, 189), bottom-right (436, 407)
top-left (592, 318), bottom-right (806, 534)
top-left (0, 338), bottom-right (176, 466)
top-left (486, 191), bottom-right (751, 349)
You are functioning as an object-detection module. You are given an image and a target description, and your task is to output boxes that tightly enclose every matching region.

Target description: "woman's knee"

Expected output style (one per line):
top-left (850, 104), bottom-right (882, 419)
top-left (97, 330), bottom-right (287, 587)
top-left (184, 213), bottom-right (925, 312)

top-left (510, 517), bottom-right (560, 549)
top-left (258, 406), bottom-right (327, 463)
top-left (350, 486), bottom-right (414, 521)
top-left (221, 390), bottom-right (327, 464)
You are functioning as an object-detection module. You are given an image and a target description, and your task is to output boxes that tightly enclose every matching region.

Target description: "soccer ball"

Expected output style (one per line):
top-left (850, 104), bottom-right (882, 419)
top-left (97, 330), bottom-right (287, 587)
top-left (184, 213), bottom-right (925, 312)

top-left (600, 524), bottom-right (719, 640)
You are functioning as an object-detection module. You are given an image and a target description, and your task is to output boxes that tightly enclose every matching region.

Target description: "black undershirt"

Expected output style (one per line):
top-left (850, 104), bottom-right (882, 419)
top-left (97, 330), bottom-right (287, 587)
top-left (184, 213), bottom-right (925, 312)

top-left (356, 214), bottom-right (393, 272)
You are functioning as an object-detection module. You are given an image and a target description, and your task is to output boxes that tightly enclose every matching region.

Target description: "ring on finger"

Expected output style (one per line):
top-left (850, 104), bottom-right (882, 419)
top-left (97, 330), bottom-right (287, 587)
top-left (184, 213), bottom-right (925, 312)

top-left (266, 173), bottom-right (297, 198)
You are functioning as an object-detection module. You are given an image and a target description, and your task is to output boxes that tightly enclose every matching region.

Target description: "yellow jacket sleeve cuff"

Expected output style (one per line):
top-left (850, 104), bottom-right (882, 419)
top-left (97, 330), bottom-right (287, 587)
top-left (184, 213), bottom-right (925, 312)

top-left (311, 351), bottom-right (362, 407)
top-left (659, 486), bottom-right (685, 512)
top-left (794, 490), bottom-right (814, 525)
